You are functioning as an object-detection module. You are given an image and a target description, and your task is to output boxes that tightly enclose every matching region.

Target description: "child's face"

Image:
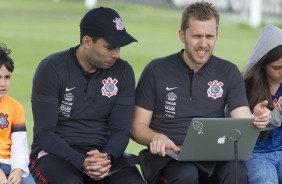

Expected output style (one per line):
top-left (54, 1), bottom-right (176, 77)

top-left (0, 65), bottom-right (11, 99)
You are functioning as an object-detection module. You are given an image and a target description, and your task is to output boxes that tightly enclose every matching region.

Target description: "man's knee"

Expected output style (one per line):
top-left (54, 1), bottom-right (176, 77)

top-left (108, 166), bottom-right (146, 184)
top-left (214, 161), bottom-right (248, 184)
top-left (163, 163), bottom-right (199, 184)
top-left (30, 155), bottom-right (84, 184)
top-left (174, 170), bottom-right (198, 183)
top-left (227, 162), bottom-right (248, 181)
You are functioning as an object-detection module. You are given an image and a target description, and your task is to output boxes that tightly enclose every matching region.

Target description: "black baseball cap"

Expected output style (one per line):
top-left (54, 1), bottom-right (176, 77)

top-left (80, 7), bottom-right (137, 47)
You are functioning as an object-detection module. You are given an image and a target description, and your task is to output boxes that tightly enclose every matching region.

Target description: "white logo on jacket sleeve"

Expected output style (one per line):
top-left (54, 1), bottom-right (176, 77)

top-left (101, 77), bottom-right (118, 98)
top-left (207, 80), bottom-right (224, 99)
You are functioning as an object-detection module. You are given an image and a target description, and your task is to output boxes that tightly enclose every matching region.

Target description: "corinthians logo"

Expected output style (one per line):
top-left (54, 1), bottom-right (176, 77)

top-left (207, 80), bottom-right (224, 99)
top-left (113, 17), bottom-right (125, 31)
top-left (101, 77), bottom-right (118, 98)
top-left (0, 113), bottom-right (9, 129)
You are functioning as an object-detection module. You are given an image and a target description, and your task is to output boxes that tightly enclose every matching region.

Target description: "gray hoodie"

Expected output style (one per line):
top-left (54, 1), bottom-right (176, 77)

top-left (243, 24), bottom-right (282, 130)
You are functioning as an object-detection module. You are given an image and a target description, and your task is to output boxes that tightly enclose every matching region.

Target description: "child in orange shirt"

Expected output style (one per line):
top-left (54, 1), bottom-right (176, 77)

top-left (0, 43), bottom-right (35, 184)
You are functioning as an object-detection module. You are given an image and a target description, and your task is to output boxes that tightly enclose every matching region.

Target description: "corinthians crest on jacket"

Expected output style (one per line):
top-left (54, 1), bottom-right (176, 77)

top-left (101, 77), bottom-right (118, 98)
top-left (207, 80), bottom-right (224, 99)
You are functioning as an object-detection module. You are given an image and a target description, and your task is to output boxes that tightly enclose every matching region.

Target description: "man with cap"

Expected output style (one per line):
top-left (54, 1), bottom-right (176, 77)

top-left (29, 7), bottom-right (145, 184)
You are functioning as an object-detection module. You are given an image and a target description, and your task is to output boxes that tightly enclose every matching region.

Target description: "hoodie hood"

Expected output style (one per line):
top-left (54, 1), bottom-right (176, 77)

top-left (243, 25), bottom-right (282, 74)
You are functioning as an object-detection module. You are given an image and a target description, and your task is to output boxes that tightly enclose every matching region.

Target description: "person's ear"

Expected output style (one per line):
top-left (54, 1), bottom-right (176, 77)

top-left (178, 29), bottom-right (185, 44)
top-left (82, 35), bottom-right (92, 48)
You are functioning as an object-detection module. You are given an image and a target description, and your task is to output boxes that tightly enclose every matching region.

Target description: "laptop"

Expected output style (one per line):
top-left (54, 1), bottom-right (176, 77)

top-left (165, 118), bottom-right (260, 161)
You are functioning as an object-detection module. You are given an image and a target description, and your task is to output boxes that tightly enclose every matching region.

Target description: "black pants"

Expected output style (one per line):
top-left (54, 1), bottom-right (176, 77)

top-left (161, 160), bottom-right (248, 184)
top-left (30, 154), bottom-right (146, 184)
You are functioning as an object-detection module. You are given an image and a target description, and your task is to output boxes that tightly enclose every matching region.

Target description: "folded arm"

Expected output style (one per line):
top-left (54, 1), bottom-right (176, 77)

top-left (32, 101), bottom-right (86, 170)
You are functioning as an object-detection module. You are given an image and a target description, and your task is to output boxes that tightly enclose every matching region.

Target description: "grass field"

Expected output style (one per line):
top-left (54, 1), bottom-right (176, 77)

top-left (0, 0), bottom-right (281, 155)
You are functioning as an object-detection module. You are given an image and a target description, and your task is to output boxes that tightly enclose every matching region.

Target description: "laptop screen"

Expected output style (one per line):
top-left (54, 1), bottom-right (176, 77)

top-left (166, 118), bottom-right (260, 161)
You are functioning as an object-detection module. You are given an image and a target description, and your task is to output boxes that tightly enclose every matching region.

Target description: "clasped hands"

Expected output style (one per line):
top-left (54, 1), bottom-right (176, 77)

top-left (83, 150), bottom-right (111, 180)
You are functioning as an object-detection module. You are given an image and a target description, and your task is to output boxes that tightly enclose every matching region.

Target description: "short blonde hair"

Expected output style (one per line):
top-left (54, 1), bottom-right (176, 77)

top-left (181, 1), bottom-right (220, 31)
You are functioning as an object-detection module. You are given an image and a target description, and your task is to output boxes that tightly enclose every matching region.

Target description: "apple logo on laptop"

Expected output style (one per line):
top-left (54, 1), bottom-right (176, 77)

top-left (217, 136), bottom-right (226, 144)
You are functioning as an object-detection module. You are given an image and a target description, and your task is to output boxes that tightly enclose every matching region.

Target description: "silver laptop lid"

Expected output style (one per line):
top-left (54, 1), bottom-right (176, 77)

top-left (175, 118), bottom-right (260, 161)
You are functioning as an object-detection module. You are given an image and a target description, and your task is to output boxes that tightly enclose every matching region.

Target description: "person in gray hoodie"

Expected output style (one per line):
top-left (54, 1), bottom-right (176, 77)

top-left (243, 24), bottom-right (282, 184)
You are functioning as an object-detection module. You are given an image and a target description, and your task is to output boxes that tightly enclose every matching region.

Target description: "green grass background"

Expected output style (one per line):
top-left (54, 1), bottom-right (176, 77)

top-left (0, 0), bottom-right (281, 155)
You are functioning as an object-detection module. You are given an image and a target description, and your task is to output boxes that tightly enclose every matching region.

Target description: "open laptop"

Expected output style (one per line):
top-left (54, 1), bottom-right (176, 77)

top-left (165, 118), bottom-right (260, 161)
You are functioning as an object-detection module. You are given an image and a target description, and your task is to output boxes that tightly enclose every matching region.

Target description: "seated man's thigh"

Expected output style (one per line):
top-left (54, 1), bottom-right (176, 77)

top-left (162, 160), bottom-right (198, 184)
top-left (30, 154), bottom-right (83, 184)
top-left (212, 161), bottom-right (248, 184)
top-left (106, 166), bottom-right (146, 184)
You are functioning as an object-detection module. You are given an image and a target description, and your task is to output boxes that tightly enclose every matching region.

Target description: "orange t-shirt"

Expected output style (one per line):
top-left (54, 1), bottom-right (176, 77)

top-left (0, 95), bottom-right (26, 159)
